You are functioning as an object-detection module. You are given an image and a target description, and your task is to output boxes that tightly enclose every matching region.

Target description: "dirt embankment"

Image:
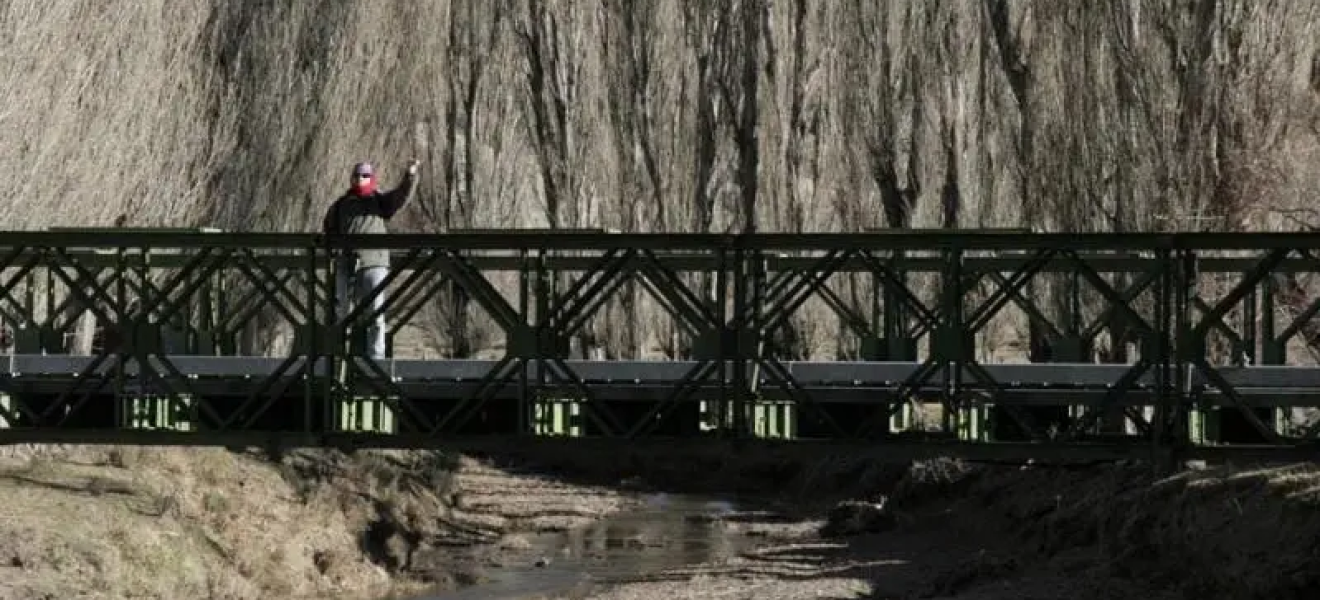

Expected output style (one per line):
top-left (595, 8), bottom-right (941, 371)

top-left (0, 444), bottom-right (627, 600)
top-left (0, 442), bottom-right (1316, 600)
top-left (942, 460), bottom-right (1320, 599)
top-left (587, 458), bottom-right (1320, 600)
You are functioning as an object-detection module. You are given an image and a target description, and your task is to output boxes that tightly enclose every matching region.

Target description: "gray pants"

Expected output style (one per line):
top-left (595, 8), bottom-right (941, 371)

top-left (335, 260), bottom-right (389, 359)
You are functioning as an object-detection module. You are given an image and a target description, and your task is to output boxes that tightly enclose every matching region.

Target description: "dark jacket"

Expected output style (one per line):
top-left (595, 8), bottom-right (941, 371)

top-left (322, 172), bottom-right (416, 269)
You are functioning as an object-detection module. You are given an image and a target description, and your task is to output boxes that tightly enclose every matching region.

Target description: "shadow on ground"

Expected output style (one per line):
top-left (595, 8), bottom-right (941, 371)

top-left (581, 459), bottom-right (1320, 600)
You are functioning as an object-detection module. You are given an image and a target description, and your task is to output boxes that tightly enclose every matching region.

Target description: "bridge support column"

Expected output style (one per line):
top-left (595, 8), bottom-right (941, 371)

top-left (750, 398), bottom-right (794, 439)
top-left (691, 327), bottom-right (746, 437)
top-left (861, 335), bottom-right (917, 434)
top-left (332, 395), bottom-right (397, 434)
top-left (533, 398), bottom-right (582, 437)
top-left (948, 337), bottom-right (995, 442)
top-left (1011, 343), bottom-right (1091, 442)
top-left (1259, 278), bottom-right (1298, 442)
top-left (984, 276), bottom-right (1087, 443)
top-left (124, 393), bottom-right (195, 432)
top-left (1184, 389), bottom-right (1280, 446)
top-left (1189, 281), bottom-right (1280, 445)
top-left (328, 358), bottom-right (399, 436)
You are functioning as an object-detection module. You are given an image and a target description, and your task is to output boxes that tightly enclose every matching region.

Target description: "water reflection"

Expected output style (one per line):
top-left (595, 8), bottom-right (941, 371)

top-left (404, 493), bottom-right (768, 600)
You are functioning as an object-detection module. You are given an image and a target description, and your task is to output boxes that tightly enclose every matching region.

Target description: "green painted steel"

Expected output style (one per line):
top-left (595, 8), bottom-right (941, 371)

top-left (533, 400), bottom-right (582, 437)
top-left (0, 229), bottom-right (1316, 462)
top-left (334, 396), bottom-right (397, 434)
top-left (751, 401), bottom-right (795, 439)
top-left (125, 394), bottom-right (194, 431)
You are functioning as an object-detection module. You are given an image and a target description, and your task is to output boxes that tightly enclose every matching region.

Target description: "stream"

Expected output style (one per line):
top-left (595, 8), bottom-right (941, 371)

top-left (401, 492), bottom-right (782, 599)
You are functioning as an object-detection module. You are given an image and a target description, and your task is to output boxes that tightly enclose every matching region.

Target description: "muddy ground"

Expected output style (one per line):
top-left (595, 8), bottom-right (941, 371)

top-left (0, 443), bottom-right (1316, 600)
top-left (579, 459), bottom-right (1320, 600)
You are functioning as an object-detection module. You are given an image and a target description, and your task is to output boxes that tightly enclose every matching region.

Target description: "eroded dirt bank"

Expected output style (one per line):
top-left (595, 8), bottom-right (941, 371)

top-left (581, 459), bottom-right (1320, 600)
top-left (0, 442), bottom-right (1316, 600)
top-left (0, 444), bottom-right (627, 600)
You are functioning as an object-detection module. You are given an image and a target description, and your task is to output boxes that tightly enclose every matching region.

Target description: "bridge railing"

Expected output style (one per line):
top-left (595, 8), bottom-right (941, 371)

top-left (0, 229), bottom-right (1317, 459)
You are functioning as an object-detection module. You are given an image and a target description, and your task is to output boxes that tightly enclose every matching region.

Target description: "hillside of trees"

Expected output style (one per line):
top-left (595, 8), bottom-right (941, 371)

top-left (5, 0), bottom-right (1320, 360)
top-left (8, 0), bottom-right (1319, 233)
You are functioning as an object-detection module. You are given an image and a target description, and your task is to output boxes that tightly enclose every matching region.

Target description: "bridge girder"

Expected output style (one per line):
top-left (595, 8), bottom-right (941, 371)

top-left (0, 230), bottom-right (1315, 462)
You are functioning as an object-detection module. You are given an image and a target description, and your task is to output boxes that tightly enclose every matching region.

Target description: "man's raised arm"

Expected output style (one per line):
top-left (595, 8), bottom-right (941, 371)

top-left (380, 159), bottom-right (420, 218)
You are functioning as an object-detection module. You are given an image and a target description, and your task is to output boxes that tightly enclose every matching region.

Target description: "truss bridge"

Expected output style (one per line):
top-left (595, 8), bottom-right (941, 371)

top-left (2, 228), bottom-right (1320, 463)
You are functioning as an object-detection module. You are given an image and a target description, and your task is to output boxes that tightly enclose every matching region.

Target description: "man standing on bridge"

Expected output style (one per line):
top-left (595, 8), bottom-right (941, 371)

top-left (322, 159), bottom-right (420, 359)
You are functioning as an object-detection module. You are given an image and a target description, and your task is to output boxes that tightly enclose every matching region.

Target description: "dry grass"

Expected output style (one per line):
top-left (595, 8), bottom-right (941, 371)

top-left (0, 446), bottom-right (405, 600)
top-left (0, 444), bottom-right (635, 600)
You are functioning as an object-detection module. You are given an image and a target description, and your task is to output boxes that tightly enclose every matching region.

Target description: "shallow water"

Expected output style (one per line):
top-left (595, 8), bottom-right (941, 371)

top-left (404, 492), bottom-right (770, 599)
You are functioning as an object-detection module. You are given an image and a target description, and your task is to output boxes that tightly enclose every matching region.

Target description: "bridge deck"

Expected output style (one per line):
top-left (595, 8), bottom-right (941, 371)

top-left (1, 355), bottom-right (1317, 459)
top-left (2, 355), bottom-right (1319, 406)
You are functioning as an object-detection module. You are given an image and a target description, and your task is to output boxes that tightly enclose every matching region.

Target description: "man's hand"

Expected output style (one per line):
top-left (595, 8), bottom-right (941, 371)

top-left (407, 159), bottom-right (421, 175)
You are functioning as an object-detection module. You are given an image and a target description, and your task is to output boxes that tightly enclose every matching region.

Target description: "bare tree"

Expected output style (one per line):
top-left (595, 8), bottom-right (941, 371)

top-left (678, 1), bottom-right (728, 237)
top-left (831, 1), bottom-right (927, 361)
top-left (600, 0), bottom-right (665, 358)
top-left (984, 0), bottom-right (1033, 220)
top-left (712, 0), bottom-right (765, 235)
top-left (516, 0), bottom-right (606, 358)
top-left (774, 0), bottom-right (829, 233)
top-left (602, 0), bottom-right (665, 231)
top-left (847, 2), bottom-right (922, 231)
top-left (515, 0), bottom-right (594, 230)
top-left (408, 0), bottom-right (507, 358)
top-left (12, 0), bottom-right (1320, 371)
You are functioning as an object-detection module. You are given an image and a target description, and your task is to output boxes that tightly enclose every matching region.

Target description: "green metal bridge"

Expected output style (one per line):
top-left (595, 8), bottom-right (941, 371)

top-left (1, 228), bottom-right (1320, 463)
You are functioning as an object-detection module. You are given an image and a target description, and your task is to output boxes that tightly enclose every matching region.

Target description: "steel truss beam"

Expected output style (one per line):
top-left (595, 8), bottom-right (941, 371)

top-left (0, 231), bottom-right (1314, 463)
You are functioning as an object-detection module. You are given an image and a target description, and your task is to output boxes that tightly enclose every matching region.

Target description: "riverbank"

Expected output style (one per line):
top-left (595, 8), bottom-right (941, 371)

top-left (0, 445), bottom-right (629, 600)
top-left (584, 459), bottom-right (1320, 600)
top-left (1, 443), bottom-right (1316, 600)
